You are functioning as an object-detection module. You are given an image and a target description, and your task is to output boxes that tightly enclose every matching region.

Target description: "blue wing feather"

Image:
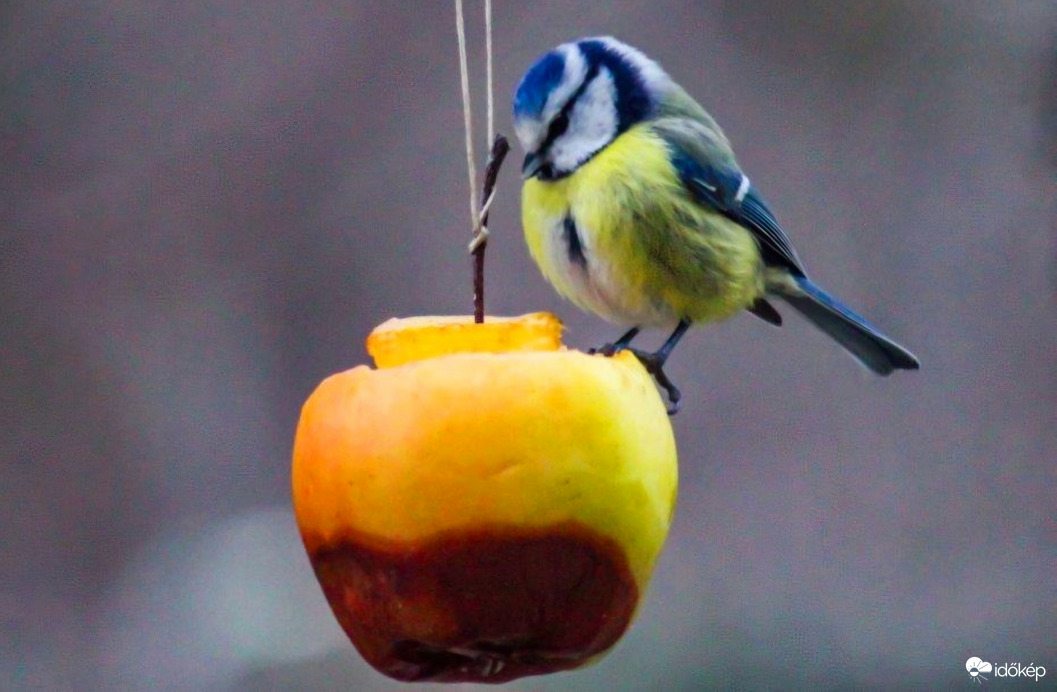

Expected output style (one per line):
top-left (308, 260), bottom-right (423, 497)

top-left (668, 145), bottom-right (806, 276)
top-left (738, 188), bottom-right (806, 276)
top-left (653, 123), bottom-right (919, 372)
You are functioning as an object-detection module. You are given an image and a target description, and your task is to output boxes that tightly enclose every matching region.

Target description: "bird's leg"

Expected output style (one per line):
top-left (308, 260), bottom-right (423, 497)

top-left (590, 326), bottom-right (640, 357)
top-left (628, 320), bottom-right (691, 415)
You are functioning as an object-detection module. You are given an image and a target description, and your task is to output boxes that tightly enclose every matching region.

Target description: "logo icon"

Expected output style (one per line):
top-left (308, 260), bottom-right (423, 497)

top-left (967, 657), bottom-right (993, 684)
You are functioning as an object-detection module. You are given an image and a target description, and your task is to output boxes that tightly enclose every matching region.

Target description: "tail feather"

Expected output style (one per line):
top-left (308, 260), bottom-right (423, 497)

top-left (779, 276), bottom-right (920, 375)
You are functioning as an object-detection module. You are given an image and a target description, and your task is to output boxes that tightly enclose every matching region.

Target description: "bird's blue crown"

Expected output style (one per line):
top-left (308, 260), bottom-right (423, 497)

top-left (513, 38), bottom-right (657, 131)
top-left (513, 51), bottom-right (566, 121)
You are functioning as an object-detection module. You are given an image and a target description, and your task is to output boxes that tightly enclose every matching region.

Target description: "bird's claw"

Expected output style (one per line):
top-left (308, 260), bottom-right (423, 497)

top-left (588, 342), bottom-right (622, 357)
top-left (590, 341), bottom-right (683, 415)
top-left (627, 348), bottom-right (682, 415)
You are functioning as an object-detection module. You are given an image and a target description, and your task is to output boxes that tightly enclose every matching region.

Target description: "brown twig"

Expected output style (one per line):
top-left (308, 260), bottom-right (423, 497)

top-left (472, 134), bottom-right (510, 324)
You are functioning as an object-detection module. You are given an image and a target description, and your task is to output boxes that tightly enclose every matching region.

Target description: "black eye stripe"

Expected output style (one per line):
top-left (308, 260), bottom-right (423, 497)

top-left (540, 61), bottom-right (601, 152)
top-left (546, 111), bottom-right (570, 141)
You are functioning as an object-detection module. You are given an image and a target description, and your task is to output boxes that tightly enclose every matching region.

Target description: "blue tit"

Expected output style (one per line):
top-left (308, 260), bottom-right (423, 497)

top-left (512, 37), bottom-right (919, 411)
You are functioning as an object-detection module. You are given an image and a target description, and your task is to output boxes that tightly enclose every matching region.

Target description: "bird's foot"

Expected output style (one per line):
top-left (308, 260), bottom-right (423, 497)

top-left (587, 325), bottom-right (683, 414)
top-left (627, 348), bottom-right (682, 416)
top-left (588, 327), bottom-right (641, 357)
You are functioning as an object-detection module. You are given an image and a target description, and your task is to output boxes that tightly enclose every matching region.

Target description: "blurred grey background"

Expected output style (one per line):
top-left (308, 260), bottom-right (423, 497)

top-left (3, 1), bottom-right (1055, 690)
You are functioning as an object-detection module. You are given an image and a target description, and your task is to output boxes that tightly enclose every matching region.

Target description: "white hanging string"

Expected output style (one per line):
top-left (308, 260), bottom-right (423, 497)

top-left (455, 0), bottom-right (496, 252)
top-left (485, 0), bottom-right (494, 144)
top-left (454, 0), bottom-right (479, 226)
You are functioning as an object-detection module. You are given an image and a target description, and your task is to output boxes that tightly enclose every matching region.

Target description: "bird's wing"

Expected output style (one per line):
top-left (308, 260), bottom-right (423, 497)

top-left (653, 118), bottom-right (807, 276)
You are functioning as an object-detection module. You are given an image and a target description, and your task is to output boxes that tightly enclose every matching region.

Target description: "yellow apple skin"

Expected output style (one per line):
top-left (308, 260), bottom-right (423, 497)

top-left (291, 314), bottom-right (677, 683)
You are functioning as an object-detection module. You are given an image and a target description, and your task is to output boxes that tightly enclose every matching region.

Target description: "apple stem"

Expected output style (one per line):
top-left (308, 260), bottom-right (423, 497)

top-left (472, 134), bottom-right (510, 324)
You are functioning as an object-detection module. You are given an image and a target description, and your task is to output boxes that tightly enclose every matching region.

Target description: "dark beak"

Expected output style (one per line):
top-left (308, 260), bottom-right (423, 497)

top-left (521, 153), bottom-right (543, 180)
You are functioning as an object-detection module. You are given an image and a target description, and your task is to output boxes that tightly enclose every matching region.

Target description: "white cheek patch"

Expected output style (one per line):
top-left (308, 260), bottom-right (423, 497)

top-left (549, 68), bottom-right (618, 173)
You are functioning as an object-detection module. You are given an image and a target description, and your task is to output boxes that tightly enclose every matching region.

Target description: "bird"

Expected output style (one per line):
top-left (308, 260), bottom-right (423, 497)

top-left (512, 37), bottom-right (919, 413)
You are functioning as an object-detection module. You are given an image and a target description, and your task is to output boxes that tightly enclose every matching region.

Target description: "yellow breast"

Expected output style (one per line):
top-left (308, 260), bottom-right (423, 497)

top-left (522, 125), bottom-right (766, 327)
